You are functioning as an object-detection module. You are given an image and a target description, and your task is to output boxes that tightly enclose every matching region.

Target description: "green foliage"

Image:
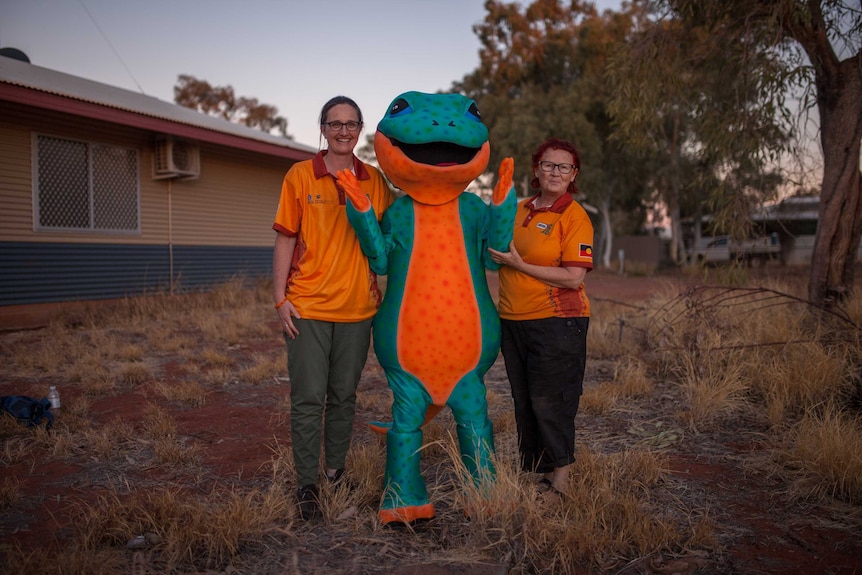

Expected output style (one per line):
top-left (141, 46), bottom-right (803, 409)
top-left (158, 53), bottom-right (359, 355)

top-left (454, 1), bottom-right (655, 264)
top-left (606, 4), bottom-right (791, 256)
top-left (173, 74), bottom-right (291, 138)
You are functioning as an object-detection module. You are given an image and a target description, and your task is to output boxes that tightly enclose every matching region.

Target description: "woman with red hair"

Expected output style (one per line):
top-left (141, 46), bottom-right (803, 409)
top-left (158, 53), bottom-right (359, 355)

top-left (488, 137), bottom-right (594, 498)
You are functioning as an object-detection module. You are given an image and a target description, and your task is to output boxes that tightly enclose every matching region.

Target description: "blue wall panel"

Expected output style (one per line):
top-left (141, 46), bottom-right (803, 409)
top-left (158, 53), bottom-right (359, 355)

top-left (0, 242), bottom-right (271, 305)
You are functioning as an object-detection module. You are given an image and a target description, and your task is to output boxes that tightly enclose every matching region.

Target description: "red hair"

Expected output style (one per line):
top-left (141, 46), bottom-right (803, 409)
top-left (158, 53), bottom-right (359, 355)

top-left (530, 137), bottom-right (581, 195)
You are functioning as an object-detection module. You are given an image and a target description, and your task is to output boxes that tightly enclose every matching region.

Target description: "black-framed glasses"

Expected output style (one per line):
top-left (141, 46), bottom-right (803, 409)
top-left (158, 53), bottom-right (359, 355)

top-left (324, 121), bottom-right (361, 132)
top-left (538, 161), bottom-right (576, 174)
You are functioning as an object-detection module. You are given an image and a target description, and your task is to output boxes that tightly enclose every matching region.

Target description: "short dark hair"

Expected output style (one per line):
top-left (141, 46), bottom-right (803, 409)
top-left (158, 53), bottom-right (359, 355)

top-left (530, 137), bottom-right (581, 195)
top-left (319, 95), bottom-right (363, 126)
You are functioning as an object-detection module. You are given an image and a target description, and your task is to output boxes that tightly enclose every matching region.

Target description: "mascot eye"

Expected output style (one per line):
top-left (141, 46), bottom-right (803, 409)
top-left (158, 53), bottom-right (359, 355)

top-left (466, 102), bottom-right (482, 122)
top-left (389, 98), bottom-right (411, 117)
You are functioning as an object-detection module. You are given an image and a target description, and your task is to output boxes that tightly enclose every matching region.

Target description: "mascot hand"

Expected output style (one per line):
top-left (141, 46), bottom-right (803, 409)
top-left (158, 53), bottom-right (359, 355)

top-left (491, 157), bottom-right (514, 206)
top-left (337, 168), bottom-right (371, 212)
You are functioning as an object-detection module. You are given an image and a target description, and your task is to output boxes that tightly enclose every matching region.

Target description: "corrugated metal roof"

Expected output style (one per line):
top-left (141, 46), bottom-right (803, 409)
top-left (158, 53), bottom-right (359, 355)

top-left (0, 55), bottom-right (316, 156)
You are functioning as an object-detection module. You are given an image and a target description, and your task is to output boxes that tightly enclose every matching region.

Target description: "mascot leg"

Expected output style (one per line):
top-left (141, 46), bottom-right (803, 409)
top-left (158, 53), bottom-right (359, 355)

top-left (449, 373), bottom-right (496, 487)
top-left (456, 418), bottom-right (496, 483)
top-left (378, 371), bottom-right (436, 525)
top-left (379, 429), bottom-right (435, 524)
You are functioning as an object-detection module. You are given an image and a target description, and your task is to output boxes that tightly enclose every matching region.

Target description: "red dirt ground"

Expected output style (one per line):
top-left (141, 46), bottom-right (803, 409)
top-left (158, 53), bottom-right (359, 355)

top-left (1, 268), bottom-right (861, 574)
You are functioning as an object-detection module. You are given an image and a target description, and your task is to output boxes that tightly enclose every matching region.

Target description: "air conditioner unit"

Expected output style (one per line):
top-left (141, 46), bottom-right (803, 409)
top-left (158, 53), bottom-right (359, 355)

top-left (153, 136), bottom-right (200, 179)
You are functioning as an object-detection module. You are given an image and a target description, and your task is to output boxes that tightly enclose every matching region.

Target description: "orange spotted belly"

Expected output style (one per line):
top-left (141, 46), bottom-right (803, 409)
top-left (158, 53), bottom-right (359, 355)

top-left (399, 201), bottom-right (481, 405)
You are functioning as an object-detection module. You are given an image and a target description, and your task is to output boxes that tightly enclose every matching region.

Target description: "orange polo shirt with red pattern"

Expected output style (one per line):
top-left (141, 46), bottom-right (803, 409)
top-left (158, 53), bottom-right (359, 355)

top-left (273, 151), bottom-right (393, 322)
top-left (497, 193), bottom-right (593, 321)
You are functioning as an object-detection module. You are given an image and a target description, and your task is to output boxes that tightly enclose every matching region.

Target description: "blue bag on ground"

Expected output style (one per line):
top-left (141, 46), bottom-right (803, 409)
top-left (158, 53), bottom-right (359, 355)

top-left (0, 395), bottom-right (54, 430)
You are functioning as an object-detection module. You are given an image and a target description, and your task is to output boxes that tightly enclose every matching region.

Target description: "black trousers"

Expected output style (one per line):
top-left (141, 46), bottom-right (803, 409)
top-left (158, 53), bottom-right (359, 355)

top-left (500, 316), bottom-right (589, 473)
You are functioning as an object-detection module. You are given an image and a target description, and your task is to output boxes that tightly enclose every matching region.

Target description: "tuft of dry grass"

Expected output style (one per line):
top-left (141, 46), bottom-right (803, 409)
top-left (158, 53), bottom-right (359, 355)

top-left (142, 403), bottom-right (177, 439)
top-left (0, 476), bottom-right (20, 510)
top-left (582, 357), bottom-right (654, 415)
top-left (674, 348), bottom-right (751, 431)
top-left (117, 361), bottom-right (151, 386)
top-left (199, 347), bottom-right (236, 368)
top-left (71, 483), bottom-right (292, 572)
top-left (239, 352), bottom-right (284, 385)
top-left (782, 403), bottom-right (862, 504)
top-left (151, 379), bottom-right (207, 407)
top-left (152, 435), bottom-right (202, 467)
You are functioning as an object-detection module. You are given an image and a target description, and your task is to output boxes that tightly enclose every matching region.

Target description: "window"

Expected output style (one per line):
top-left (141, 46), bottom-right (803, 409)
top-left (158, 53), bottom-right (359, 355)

top-left (34, 134), bottom-right (140, 233)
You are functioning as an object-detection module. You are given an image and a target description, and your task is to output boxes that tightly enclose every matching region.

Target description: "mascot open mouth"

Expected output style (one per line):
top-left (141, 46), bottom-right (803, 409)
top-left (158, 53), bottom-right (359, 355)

top-left (391, 139), bottom-right (480, 167)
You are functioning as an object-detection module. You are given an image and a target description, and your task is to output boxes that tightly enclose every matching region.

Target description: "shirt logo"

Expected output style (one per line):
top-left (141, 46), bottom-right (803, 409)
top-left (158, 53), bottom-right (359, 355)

top-left (579, 243), bottom-right (593, 259)
top-left (536, 222), bottom-right (553, 235)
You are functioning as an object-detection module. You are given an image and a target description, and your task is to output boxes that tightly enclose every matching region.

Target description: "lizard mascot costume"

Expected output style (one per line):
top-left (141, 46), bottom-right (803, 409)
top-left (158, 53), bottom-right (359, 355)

top-left (338, 91), bottom-right (516, 524)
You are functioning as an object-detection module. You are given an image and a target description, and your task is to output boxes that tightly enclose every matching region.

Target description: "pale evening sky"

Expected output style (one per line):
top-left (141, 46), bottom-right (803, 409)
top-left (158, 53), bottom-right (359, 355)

top-left (1, 0), bottom-right (623, 148)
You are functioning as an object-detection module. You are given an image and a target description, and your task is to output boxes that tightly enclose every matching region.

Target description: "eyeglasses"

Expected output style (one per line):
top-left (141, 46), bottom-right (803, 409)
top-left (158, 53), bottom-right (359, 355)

top-left (324, 121), bottom-right (361, 132)
top-left (538, 161), bottom-right (576, 174)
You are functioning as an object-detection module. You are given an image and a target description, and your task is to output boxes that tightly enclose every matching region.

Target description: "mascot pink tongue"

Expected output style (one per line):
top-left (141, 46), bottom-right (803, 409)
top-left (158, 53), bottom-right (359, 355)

top-left (337, 91), bottom-right (516, 525)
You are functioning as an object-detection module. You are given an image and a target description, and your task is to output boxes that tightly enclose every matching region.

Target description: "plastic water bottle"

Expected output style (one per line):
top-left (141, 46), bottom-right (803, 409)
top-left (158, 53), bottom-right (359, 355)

top-left (48, 386), bottom-right (61, 409)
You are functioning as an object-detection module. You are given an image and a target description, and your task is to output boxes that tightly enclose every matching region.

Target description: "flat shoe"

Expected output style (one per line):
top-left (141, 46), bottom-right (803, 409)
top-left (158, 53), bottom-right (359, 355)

top-left (537, 478), bottom-right (564, 497)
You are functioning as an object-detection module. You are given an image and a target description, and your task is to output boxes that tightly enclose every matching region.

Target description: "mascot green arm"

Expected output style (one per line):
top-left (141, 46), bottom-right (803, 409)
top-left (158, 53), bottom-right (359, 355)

top-left (338, 169), bottom-right (389, 276)
top-left (484, 157), bottom-right (516, 270)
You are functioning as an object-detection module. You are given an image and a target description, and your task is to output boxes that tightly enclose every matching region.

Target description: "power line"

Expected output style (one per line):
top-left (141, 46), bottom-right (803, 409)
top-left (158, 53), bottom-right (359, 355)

top-left (76, 0), bottom-right (146, 95)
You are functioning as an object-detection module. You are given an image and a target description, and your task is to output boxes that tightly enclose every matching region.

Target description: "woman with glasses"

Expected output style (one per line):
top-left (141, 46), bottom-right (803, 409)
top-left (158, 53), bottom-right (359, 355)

top-left (488, 137), bottom-right (593, 499)
top-left (272, 95), bottom-right (393, 520)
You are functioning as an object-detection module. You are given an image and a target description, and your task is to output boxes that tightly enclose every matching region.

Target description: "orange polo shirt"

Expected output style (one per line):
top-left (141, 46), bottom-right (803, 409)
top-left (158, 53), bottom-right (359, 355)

top-left (273, 151), bottom-right (393, 322)
top-left (498, 193), bottom-right (593, 321)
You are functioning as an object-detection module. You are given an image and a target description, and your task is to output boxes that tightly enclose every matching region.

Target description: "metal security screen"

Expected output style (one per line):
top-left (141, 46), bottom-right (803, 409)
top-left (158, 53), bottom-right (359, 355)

top-left (36, 135), bottom-right (140, 233)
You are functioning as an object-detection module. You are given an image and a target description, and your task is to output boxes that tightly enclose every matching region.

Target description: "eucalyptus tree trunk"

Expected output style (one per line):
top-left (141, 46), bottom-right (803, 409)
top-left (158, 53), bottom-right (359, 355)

top-left (803, 48), bottom-right (862, 305)
top-left (668, 110), bottom-right (682, 264)
top-left (598, 192), bottom-right (613, 269)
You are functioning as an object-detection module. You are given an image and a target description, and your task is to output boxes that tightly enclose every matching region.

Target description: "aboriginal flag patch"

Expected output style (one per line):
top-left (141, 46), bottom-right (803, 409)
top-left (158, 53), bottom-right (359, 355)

top-left (579, 244), bottom-right (593, 259)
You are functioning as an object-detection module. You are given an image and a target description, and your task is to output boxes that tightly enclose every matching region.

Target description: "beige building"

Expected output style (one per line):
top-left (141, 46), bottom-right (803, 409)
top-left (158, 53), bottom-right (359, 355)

top-left (0, 54), bottom-right (315, 327)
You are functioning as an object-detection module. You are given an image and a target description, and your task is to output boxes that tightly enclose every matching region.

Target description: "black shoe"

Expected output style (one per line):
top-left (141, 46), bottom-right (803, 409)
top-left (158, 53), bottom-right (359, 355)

top-left (326, 469), bottom-right (345, 484)
top-left (326, 468), bottom-right (356, 494)
top-left (297, 484), bottom-right (321, 520)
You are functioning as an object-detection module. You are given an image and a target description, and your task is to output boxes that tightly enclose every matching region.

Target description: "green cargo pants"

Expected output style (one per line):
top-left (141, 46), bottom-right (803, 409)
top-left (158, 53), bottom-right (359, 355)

top-left (284, 317), bottom-right (372, 488)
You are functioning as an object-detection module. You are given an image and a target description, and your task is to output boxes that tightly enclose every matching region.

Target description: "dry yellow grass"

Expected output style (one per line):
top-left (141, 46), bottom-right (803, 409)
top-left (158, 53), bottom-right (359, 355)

top-left (783, 403), bottom-right (862, 504)
top-left (582, 356), bottom-right (655, 415)
top-left (0, 476), bottom-right (20, 511)
top-left (239, 352), bottom-right (284, 384)
top-left (151, 379), bottom-right (207, 407)
top-left (2, 273), bottom-right (859, 574)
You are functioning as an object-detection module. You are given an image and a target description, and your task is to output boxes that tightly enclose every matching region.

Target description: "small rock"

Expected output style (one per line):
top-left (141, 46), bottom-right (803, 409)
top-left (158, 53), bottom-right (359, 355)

top-left (126, 535), bottom-right (148, 549)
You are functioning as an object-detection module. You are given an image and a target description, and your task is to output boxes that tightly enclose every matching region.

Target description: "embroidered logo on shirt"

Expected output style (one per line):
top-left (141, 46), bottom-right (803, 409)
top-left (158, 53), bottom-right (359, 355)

top-left (536, 222), bottom-right (553, 235)
top-left (307, 194), bottom-right (331, 205)
top-left (579, 244), bottom-right (593, 259)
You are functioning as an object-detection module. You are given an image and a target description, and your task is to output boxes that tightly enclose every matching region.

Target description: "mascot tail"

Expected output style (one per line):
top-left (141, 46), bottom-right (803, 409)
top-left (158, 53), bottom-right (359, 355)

top-left (369, 404), bottom-right (445, 436)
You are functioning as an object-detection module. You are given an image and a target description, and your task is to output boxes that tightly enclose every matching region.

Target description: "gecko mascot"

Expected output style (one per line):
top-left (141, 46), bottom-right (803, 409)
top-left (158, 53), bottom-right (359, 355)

top-left (337, 91), bottom-right (517, 525)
